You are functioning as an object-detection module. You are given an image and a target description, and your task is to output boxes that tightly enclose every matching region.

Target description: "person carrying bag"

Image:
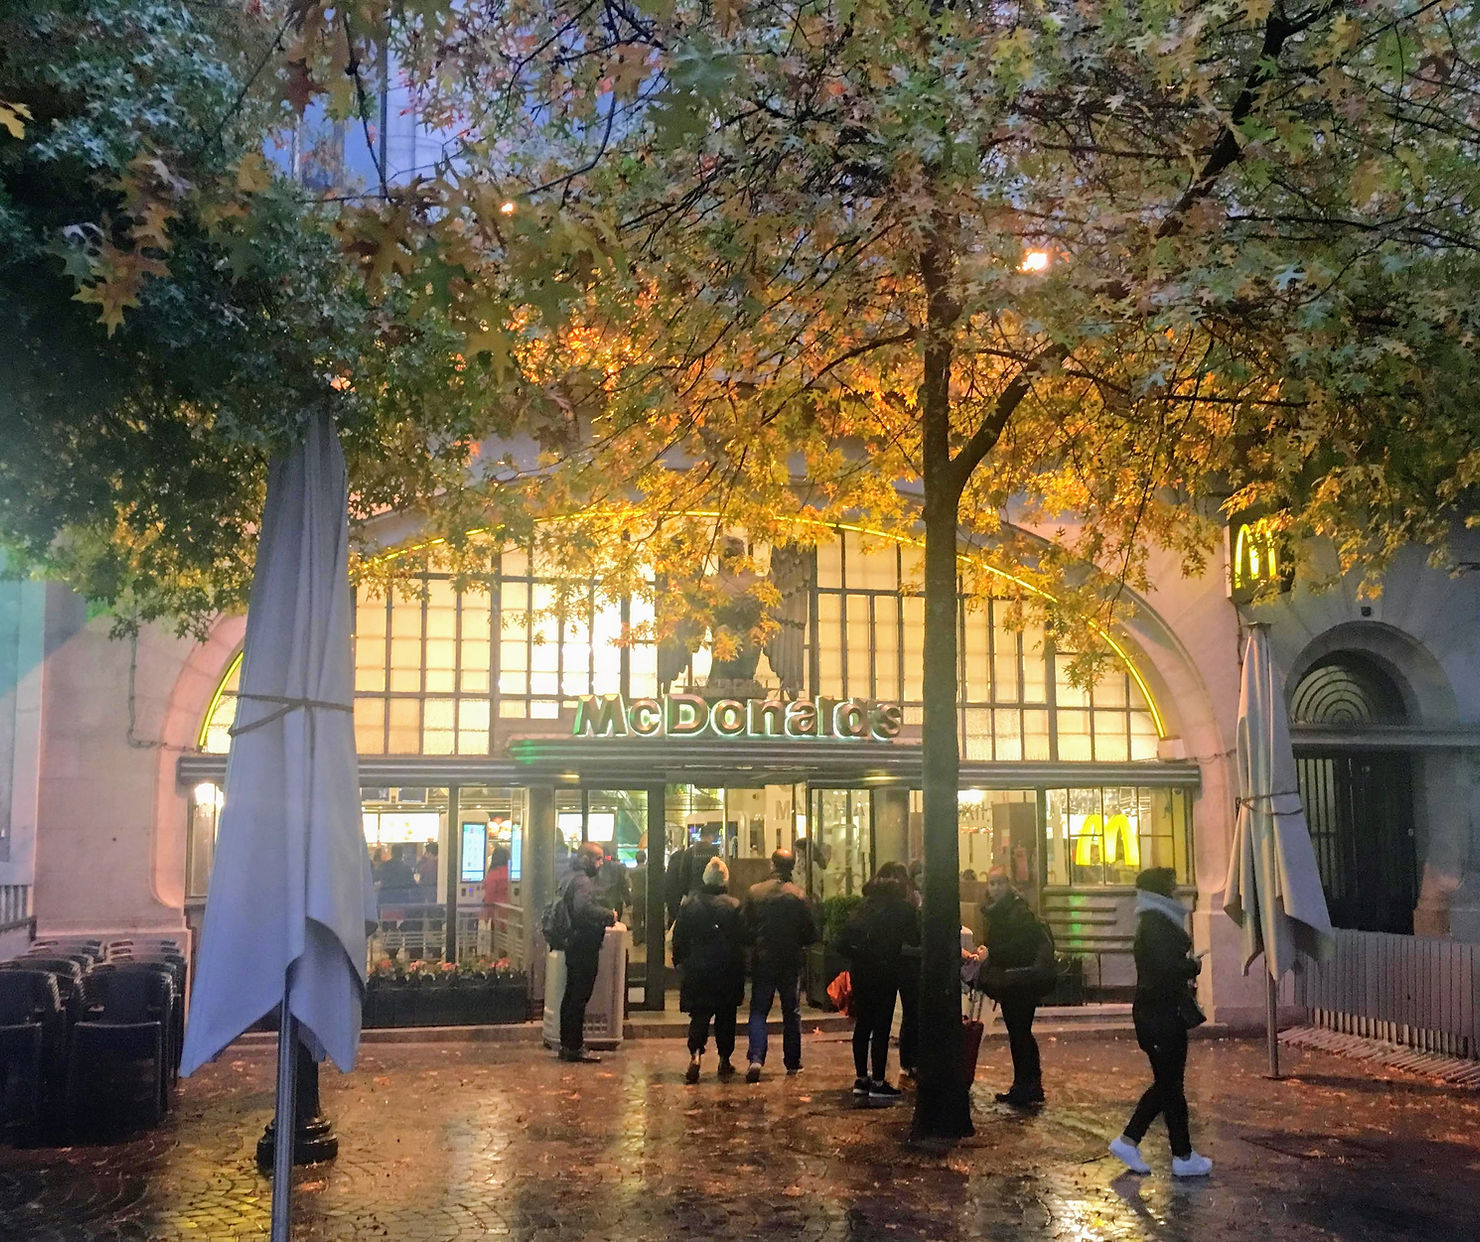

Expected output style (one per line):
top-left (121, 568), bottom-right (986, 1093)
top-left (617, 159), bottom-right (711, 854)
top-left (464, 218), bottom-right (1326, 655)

top-left (1109, 867), bottom-right (1213, 1178)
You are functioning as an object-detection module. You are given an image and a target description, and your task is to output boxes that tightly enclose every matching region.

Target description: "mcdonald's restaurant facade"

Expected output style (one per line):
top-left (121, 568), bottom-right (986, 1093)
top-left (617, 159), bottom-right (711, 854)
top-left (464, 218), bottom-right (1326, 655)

top-left (4, 513), bottom-right (1480, 1028)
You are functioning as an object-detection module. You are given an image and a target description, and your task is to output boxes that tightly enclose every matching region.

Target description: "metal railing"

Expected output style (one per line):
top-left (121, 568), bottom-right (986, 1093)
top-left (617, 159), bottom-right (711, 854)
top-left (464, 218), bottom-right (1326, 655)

top-left (1294, 928), bottom-right (1480, 1059)
top-left (368, 901), bottom-right (527, 971)
top-left (0, 883), bottom-right (32, 933)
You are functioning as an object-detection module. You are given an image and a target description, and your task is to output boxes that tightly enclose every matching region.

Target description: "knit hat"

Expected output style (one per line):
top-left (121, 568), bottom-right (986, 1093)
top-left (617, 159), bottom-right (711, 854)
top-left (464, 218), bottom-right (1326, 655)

top-left (702, 856), bottom-right (729, 888)
top-left (1135, 867), bottom-right (1177, 897)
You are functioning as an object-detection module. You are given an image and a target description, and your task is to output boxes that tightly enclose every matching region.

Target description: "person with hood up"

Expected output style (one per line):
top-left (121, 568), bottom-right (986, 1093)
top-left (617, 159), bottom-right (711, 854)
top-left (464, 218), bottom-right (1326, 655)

top-left (1109, 866), bottom-right (1213, 1178)
top-left (974, 864), bottom-right (1055, 1105)
top-left (834, 861), bottom-right (920, 1103)
top-left (672, 856), bottom-right (750, 1083)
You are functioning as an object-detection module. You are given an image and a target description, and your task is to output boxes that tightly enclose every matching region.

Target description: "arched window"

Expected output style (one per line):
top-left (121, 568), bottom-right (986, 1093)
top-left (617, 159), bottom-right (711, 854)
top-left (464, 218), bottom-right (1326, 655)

top-left (201, 527), bottom-right (1163, 761)
top-left (1291, 655), bottom-right (1407, 727)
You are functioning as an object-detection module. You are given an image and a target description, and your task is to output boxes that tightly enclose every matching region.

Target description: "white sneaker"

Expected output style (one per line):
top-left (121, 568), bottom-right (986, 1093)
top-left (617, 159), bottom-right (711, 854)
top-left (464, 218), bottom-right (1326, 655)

top-left (1109, 1135), bottom-right (1151, 1175)
top-left (1171, 1151), bottom-right (1213, 1177)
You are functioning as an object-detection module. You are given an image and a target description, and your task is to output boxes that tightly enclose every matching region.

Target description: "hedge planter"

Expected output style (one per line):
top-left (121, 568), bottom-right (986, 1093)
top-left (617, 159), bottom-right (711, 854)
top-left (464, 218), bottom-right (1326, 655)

top-left (363, 973), bottom-right (530, 1028)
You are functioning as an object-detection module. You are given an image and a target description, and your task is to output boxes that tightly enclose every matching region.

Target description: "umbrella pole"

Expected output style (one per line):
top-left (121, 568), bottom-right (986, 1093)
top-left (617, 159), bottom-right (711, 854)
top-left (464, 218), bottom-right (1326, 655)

top-left (270, 982), bottom-right (298, 1242)
top-left (1265, 970), bottom-right (1281, 1080)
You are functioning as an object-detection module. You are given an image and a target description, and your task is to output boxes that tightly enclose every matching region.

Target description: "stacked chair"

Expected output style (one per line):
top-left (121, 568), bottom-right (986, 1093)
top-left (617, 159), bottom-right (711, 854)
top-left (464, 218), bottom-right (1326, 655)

top-left (0, 934), bottom-right (187, 1140)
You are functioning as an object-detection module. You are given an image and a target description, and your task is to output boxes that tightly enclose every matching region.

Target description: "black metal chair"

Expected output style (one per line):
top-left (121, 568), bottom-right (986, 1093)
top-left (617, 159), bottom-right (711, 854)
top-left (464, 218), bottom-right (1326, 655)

top-left (1, 958), bottom-right (85, 1024)
top-left (65, 970), bottom-right (173, 1133)
top-left (89, 962), bottom-right (181, 1090)
top-left (0, 970), bottom-right (64, 1133)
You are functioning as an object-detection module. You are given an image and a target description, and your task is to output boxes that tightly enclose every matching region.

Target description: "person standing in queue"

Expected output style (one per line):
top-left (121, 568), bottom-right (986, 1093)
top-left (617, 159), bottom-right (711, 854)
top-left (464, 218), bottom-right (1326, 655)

top-left (665, 823), bottom-right (721, 928)
top-left (673, 857), bottom-right (749, 1083)
top-left (1109, 867), bottom-right (1213, 1177)
top-left (742, 848), bottom-right (819, 1082)
top-left (835, 861), bottom-right (919, 1103)
top-left (975, 863), bottom-right (1055, 1106)
top-left (896, 864), bottom-right (922, 1080)
top-left (558, 842), bottom-right (616, 1064)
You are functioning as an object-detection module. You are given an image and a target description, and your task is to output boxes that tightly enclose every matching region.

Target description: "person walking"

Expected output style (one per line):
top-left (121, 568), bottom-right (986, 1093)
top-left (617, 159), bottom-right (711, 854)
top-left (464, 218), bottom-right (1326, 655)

top-left (742, 849), bottom-right (819, 1082)
top-left (672, 857), bottom-right (749, 1083)
top-left (1109, 866), bottom-right (1213, 1177)
top-left (975, 863), bottom-right (1055, 1106)
top-left (557, 842), bottom-right (617, 1064)
top-left (834, 862), bottom-right (919, 1104)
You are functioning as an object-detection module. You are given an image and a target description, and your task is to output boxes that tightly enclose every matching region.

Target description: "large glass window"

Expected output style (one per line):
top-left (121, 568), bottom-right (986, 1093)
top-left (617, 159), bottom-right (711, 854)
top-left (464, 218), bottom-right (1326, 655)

top-left (811, 531), bottom-right (1160, 761)
top-left (1043, 787), bottom-right (1192, 887)
top-left (199, 526), bottom-right (1164, 760)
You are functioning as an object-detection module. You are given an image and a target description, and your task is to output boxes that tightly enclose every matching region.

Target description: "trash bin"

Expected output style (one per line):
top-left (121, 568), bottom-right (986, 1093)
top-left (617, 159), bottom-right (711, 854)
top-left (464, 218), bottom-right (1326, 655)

top-left (541, 922), bottom-right (629, 1051)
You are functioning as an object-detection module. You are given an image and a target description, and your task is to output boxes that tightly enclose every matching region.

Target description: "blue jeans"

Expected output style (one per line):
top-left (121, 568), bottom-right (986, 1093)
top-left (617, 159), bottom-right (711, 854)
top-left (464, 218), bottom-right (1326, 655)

top-left (746, 961), bottom-right (802, 1069)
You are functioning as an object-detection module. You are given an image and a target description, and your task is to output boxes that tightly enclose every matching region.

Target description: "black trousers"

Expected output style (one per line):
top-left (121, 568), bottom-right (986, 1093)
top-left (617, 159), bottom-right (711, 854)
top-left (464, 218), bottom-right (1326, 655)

top-left (1124, 1008), bottom-right (1191, 1158)
top-left (1000, 994), bottom-right (1041, 1089)
top-left (559, 940), bottom-right (602, 1052)
top-left (686, 1007), bottom-right (737, 1060)
top-left (852, 983), bottom-right (897, 1081)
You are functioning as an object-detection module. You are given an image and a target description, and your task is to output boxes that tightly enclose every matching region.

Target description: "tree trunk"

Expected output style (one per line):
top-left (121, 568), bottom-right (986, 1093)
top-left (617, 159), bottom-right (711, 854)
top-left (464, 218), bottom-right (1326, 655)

top-left (909, 240), bottom-right (974, 1142)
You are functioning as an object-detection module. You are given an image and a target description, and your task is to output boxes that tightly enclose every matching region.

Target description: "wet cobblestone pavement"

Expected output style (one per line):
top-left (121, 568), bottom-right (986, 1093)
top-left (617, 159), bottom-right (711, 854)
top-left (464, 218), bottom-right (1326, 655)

top-left (2, 1030), bottom-right (1478, 1241)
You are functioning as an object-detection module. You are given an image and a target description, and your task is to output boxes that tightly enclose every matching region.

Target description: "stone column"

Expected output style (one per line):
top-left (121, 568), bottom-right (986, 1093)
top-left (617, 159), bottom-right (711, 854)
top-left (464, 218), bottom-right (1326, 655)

top-left (524, 783), bottom-right (558, 1003)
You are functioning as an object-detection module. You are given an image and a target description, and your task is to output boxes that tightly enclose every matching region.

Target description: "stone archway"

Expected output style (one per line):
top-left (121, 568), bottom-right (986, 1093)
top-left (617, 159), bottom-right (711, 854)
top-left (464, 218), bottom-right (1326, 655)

top-left (1290, 652), bottom-right (1419, 934)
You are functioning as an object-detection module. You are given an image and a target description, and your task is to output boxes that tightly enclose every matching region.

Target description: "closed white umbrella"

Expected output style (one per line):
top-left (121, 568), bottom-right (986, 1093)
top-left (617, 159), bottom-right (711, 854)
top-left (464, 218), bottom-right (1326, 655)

top-left (1223, 622), bottom-right (1334, 1075)
top-left (180, 409), bottom-right (374, 1238)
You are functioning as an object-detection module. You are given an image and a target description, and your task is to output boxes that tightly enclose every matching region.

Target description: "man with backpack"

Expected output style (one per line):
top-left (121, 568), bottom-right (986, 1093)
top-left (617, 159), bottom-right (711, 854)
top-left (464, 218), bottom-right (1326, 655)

top-left (545, 842), bottom-right (616, 1063)
top-left (974, 864), bottom-right (1056, 1106)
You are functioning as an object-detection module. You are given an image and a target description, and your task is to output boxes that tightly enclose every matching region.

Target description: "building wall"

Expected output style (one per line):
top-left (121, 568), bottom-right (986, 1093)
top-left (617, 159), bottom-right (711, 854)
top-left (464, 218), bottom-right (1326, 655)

top-left (13, 520), bottom-right (1479, 1031)
top-left (0, 576), bottom-right (45, 958)
top-left (1256, 537), bottom-right (1480, 943)
top-left (27, 586), bottom-right (207, 933)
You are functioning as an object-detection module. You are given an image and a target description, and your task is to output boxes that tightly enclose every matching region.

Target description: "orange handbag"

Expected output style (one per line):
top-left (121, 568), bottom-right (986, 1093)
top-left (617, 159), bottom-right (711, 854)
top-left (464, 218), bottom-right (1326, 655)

top-left (826, 969), bottom-right (854, 1017)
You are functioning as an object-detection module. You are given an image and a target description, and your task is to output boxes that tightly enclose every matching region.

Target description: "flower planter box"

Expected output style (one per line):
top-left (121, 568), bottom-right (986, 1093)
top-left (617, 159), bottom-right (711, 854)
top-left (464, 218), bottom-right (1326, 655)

top-left (363, 972), bottom-right (529, 1028)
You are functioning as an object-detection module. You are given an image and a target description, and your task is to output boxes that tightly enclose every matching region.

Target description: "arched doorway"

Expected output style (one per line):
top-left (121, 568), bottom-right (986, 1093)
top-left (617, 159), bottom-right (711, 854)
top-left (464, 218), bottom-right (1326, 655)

top-left (1290, 655), bottom-right (1418, 934)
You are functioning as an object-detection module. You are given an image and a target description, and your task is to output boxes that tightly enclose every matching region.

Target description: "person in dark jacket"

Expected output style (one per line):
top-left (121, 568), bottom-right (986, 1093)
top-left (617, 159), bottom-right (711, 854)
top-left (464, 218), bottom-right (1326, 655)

top-left (558, 842), bottom-right (617, 1064)
top-left (665, 824), bottom-right (721, 928)
top-left (673, 857), bottom-right (750, 1083)
top-left (975, 864), bottom-right (1054, 1105)
top-left (742, 849), bottom-right (819, 1081)
top-left (835, 862), bottom-right (920, 1102)
top-left (896, 865), bottom-right (922, 1079)
top-left (1110, 867), bottom-right (1213, 1177)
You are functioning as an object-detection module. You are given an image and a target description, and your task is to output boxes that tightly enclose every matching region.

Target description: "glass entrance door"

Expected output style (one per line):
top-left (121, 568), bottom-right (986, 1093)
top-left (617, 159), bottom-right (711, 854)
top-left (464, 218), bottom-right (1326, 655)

top-left (807, 788), bottom-right (871, 901)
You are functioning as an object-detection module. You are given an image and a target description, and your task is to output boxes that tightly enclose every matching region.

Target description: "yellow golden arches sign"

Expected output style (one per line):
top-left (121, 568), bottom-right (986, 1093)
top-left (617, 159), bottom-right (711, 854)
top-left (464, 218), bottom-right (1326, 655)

top-left (1072, 812), bottom-right (1141, 868)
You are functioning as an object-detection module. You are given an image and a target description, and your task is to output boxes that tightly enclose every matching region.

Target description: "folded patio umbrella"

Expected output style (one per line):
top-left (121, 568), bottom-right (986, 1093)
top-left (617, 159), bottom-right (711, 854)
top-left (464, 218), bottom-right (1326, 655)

top-left (1223, 623), bottom-right (1334, 1073)
top-left (179, 409), bottom-right (375, 1235)
top-left (1224, 624), bottom-right (1335, 976)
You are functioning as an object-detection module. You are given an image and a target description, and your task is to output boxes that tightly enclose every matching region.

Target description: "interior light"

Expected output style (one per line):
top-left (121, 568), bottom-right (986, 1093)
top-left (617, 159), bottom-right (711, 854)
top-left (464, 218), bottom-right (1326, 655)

top-left (193, 782), bottom-right (225, 809)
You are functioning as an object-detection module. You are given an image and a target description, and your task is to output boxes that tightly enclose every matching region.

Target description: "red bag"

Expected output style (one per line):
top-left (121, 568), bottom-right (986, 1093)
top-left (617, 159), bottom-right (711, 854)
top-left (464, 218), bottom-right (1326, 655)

top-left (961, 989), bottom-right (986, 1080)
top-left (826, 969), bottom-right (854, 1017)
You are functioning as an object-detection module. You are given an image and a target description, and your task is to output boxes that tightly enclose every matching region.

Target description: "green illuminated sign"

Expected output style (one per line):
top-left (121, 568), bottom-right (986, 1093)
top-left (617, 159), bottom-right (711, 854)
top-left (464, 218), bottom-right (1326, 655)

top-left (573, 693), bottom-right (903, 742)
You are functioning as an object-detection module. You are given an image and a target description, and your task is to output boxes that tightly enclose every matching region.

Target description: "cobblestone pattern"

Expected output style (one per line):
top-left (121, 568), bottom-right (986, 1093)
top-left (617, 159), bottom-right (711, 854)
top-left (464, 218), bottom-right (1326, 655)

top-left (3, 1031), bottom-right (1479, 1241)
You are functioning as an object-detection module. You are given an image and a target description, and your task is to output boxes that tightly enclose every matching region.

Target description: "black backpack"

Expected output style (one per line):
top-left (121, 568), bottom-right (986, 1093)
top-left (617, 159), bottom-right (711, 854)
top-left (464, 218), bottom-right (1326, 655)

top-left (540, 881), bottom-right (573, 950)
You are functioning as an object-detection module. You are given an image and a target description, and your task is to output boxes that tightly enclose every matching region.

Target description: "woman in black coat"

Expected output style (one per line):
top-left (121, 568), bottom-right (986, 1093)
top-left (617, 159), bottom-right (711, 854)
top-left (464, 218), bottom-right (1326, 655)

top-left (835, 862), bottom-right (920, 1102)
top-left (1110, 867), bottom-right (1213, 1178)
top-left (672, 856), bottom-right (749, 1083)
